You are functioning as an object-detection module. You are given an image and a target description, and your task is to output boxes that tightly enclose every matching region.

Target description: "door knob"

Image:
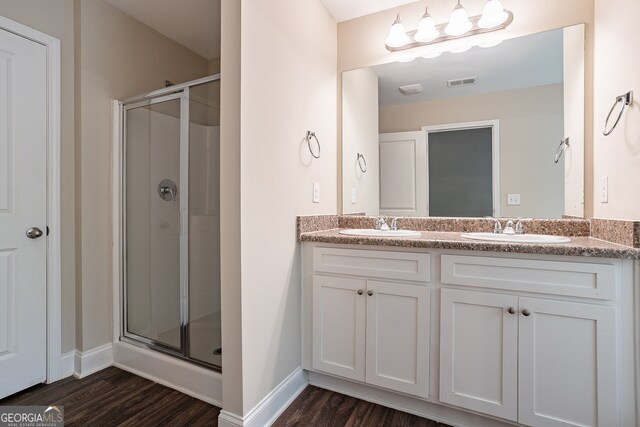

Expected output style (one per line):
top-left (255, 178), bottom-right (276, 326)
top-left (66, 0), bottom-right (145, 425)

top-left (522, 309), bottom-right (531, 317)
top-left (26, 227), bottom-right (44, 239)
top-left (507, 307), bottom-right (516, 314)
top-left (367, 290), bottom-right (374, 296)
top-left (357, 289), bottom-right (364, 295)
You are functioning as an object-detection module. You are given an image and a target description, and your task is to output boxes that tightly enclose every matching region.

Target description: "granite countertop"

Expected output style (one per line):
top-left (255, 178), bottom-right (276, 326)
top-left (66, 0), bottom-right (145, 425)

top-left (299, 229), bottom-right (640, 259)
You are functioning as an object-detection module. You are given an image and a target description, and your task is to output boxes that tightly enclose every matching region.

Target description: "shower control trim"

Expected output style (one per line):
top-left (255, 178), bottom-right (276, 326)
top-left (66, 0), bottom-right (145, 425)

top-left (158, 179), bottom-right (178, 201)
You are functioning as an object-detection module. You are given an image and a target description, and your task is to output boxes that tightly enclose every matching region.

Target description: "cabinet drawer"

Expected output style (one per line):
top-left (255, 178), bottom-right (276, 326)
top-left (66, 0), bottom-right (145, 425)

top-left (441, 255), bottom-right (616, 300)
top-left (313, 247), bottom-right (430, 282)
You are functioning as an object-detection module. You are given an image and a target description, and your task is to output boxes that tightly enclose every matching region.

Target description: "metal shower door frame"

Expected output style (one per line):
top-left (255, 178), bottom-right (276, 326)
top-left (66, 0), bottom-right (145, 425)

top-left (119, 87), bottom-right (218, 369)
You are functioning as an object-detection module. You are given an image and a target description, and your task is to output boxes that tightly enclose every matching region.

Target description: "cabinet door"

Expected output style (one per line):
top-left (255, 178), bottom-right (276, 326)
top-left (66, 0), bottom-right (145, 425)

top-left (518, 298), bottom-right (616, 427)
top-left (365, 281), bottom-right (430, 398)
top-left (312, 275), bottom-right (366, 381)
top-left (440, 289), bottom-right (518, 421)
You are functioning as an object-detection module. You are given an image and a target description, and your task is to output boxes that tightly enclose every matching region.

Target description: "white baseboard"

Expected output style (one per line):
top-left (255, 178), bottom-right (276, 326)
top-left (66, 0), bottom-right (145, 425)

top-left (74, 343), bottom-right (113, 379)
top-left (308, 371), bottom-right (514, 427)
top-left (113, 341), bottom-right (223, 407)
top-left (61, 351), bottom-right (75, 379)
top-left (218, 367), bottom-right (308, 427)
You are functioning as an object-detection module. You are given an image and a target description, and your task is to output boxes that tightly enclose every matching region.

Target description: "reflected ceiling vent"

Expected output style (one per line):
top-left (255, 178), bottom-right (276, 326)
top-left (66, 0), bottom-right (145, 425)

top-left (447, 76), bottom-right (478, 88)
top-left (398, 83), bottom-right (424, 95)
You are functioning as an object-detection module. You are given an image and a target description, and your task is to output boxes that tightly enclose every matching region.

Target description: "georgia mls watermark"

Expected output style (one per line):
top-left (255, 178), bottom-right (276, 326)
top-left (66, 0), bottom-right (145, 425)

top-left (0, 406), bottom-right (64, 427)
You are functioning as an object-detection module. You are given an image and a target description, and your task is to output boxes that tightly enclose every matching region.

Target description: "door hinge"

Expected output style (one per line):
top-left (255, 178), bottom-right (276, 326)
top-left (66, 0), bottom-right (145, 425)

top-left (46, 226), bottom-right (50, 236)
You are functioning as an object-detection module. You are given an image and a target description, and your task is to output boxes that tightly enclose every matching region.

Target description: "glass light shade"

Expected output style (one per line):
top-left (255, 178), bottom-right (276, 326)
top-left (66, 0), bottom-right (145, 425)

top-left (477, 0), bottom-right (509, 29)
top-left (414, 11), bottom-right (440, 43)
top-left (385, 14), bottom-right (411, 48)
top-left (445, 3), bottom-right (473, 36)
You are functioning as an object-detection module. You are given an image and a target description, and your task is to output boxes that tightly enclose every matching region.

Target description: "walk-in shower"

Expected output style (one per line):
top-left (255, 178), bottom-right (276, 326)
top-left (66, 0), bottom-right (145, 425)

top-left (117, 75), bottom-right (221, 371)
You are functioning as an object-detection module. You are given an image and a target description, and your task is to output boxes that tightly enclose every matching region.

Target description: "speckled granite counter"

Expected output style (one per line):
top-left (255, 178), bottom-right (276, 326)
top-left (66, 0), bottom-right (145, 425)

top-left (299, 229), bottom-right (640, 259)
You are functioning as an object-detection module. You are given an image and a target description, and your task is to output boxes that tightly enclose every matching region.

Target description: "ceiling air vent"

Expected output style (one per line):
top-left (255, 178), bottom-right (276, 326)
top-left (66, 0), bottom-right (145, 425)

top-left (398, 83), bottom-right (423, 95)
top-left (447, 76), bottom-right (478, 88)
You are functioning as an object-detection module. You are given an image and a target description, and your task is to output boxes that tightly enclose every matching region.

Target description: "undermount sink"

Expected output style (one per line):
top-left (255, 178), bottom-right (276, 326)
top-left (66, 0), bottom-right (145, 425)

top-left (461, 232), bottom-right (571, 244)
top-left (340, 229), bottom-right (422, 238)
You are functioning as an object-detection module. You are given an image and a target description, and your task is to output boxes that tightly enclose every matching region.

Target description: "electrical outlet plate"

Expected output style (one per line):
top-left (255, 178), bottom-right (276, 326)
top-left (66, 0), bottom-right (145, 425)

top-left (600, 176), bottom-right (608, 203)
top-left (313, 182), bottom-right (320, 203)
top-left (507, 193), bottom-right (521, 206)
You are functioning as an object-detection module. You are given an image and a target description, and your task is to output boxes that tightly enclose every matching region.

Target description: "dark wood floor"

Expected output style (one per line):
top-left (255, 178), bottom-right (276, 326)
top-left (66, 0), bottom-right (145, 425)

top-left (1, 367), bottom-right (449, 426)
top-left (274, 386), bottom-right (448, 427)
top-left (0, 367), bottom-right (220, 426)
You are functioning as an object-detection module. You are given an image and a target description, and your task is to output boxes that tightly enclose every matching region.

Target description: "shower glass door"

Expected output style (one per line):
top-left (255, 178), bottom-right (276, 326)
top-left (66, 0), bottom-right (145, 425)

top-left (124, 93), bottom-right (185, 351)
top-left (121, 75), bottom-right (222, 371)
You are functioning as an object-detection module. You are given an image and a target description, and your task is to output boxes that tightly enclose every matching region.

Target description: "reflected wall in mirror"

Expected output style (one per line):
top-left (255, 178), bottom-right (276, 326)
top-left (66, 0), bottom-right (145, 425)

top-left (342, 24), bottom-right (585, 219)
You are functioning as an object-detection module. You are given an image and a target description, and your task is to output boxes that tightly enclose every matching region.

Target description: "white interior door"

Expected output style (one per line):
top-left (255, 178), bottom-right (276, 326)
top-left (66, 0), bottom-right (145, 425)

top-left (0, 28), bottom-right (48, 398)
top-left (378, 132), bottom-right (427, 216)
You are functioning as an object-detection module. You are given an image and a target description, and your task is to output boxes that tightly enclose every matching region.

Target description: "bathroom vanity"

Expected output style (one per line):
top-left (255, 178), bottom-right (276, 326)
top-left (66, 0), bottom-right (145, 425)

top-left (300, 226), bottom-right (639, 427)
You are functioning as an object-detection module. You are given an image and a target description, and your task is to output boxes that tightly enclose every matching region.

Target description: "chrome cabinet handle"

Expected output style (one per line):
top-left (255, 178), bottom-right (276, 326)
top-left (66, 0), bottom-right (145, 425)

top-left (367, 290), bottom-right (374, 296)
top-left (507, 307), bottom-right (515, 315)
top-left (26, 227), bottom-right (44, 239)
top-left (357, 289), bottom-right (364, 295)
top-left (522, 309), bottom-right (531, 317)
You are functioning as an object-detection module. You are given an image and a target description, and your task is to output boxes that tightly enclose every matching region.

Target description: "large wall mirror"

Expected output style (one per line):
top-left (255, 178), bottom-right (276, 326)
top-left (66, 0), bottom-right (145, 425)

top-left (342, 24), bottom-right (585, 219)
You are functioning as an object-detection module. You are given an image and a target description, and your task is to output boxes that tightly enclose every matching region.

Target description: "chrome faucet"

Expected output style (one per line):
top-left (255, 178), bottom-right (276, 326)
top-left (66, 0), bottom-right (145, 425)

top-left (515, 220), bottom-right (525, 235)
top-left (390, 217), bottom-right (399, 231)
top-left (374, 217), bottom-right (390, 231)
top-left (493, 219), bottom-right (503, 234)
top-left (503, 219), bottom-right (515, 235)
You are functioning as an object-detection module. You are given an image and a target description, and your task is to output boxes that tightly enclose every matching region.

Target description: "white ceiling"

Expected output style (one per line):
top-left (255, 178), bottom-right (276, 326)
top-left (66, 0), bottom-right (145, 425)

top-left (104, 0), bottom-right (221, 60)
top-left (321, 0), bottom-right (418, 22)
top-left (374, 29), bottom-right (564, 107)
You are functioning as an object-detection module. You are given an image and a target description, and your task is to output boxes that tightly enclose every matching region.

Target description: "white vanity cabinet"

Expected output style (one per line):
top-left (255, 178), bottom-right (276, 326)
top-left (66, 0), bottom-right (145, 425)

top-left (302, 244), bottom-right (636, 427)
top-left (440, 255), bottom-right (619, 427)
top-left (309, 247), bottom-right (431, 398)
top-left (440, 288), bottom-right (616, 426)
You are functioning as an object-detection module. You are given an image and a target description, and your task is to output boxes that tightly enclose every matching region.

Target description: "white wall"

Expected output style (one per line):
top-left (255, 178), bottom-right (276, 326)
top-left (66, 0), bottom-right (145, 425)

top-left (231, 0), bottom-right (337, 416)
top-left (593, 0), bottom-right (640, 219)
top-left (342, 68), bottom-right (379, 215)
top-left (380, 84), bottom-right (565, 218)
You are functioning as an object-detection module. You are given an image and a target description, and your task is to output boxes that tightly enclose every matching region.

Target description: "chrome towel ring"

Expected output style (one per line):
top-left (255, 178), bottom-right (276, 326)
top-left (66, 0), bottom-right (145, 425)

top-left (306, 131), bottom-right (321, 159)
top-left (357, 153), bottom-right (367, 173)
top-left (554, 137), bottom-right (569, 164)
top-left (603, 91), bottom-right (633, 136)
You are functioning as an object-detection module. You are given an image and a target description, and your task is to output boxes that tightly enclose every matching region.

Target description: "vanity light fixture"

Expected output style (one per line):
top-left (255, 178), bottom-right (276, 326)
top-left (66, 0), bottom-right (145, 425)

top-left (477, 0), bottom-right (509, 29)
top-left (445, 1), bottom-right (472, 36)
top-left (385, 14), bottom-right (412, 48)
top-left (384, 0), bottom-right (513, 52)
top-left (414, 6), bottom-right (440, 42)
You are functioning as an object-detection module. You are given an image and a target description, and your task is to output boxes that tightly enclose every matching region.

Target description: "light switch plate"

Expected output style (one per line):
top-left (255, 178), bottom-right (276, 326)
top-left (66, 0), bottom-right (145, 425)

top-left (507, 193), bottom-right (521, 206)
top-left (600, 176), bottom-right (608, 203)
top-left (313, 182), bottom-right (320, 203)
top-left (351, 188), bottom-right (357, 204)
